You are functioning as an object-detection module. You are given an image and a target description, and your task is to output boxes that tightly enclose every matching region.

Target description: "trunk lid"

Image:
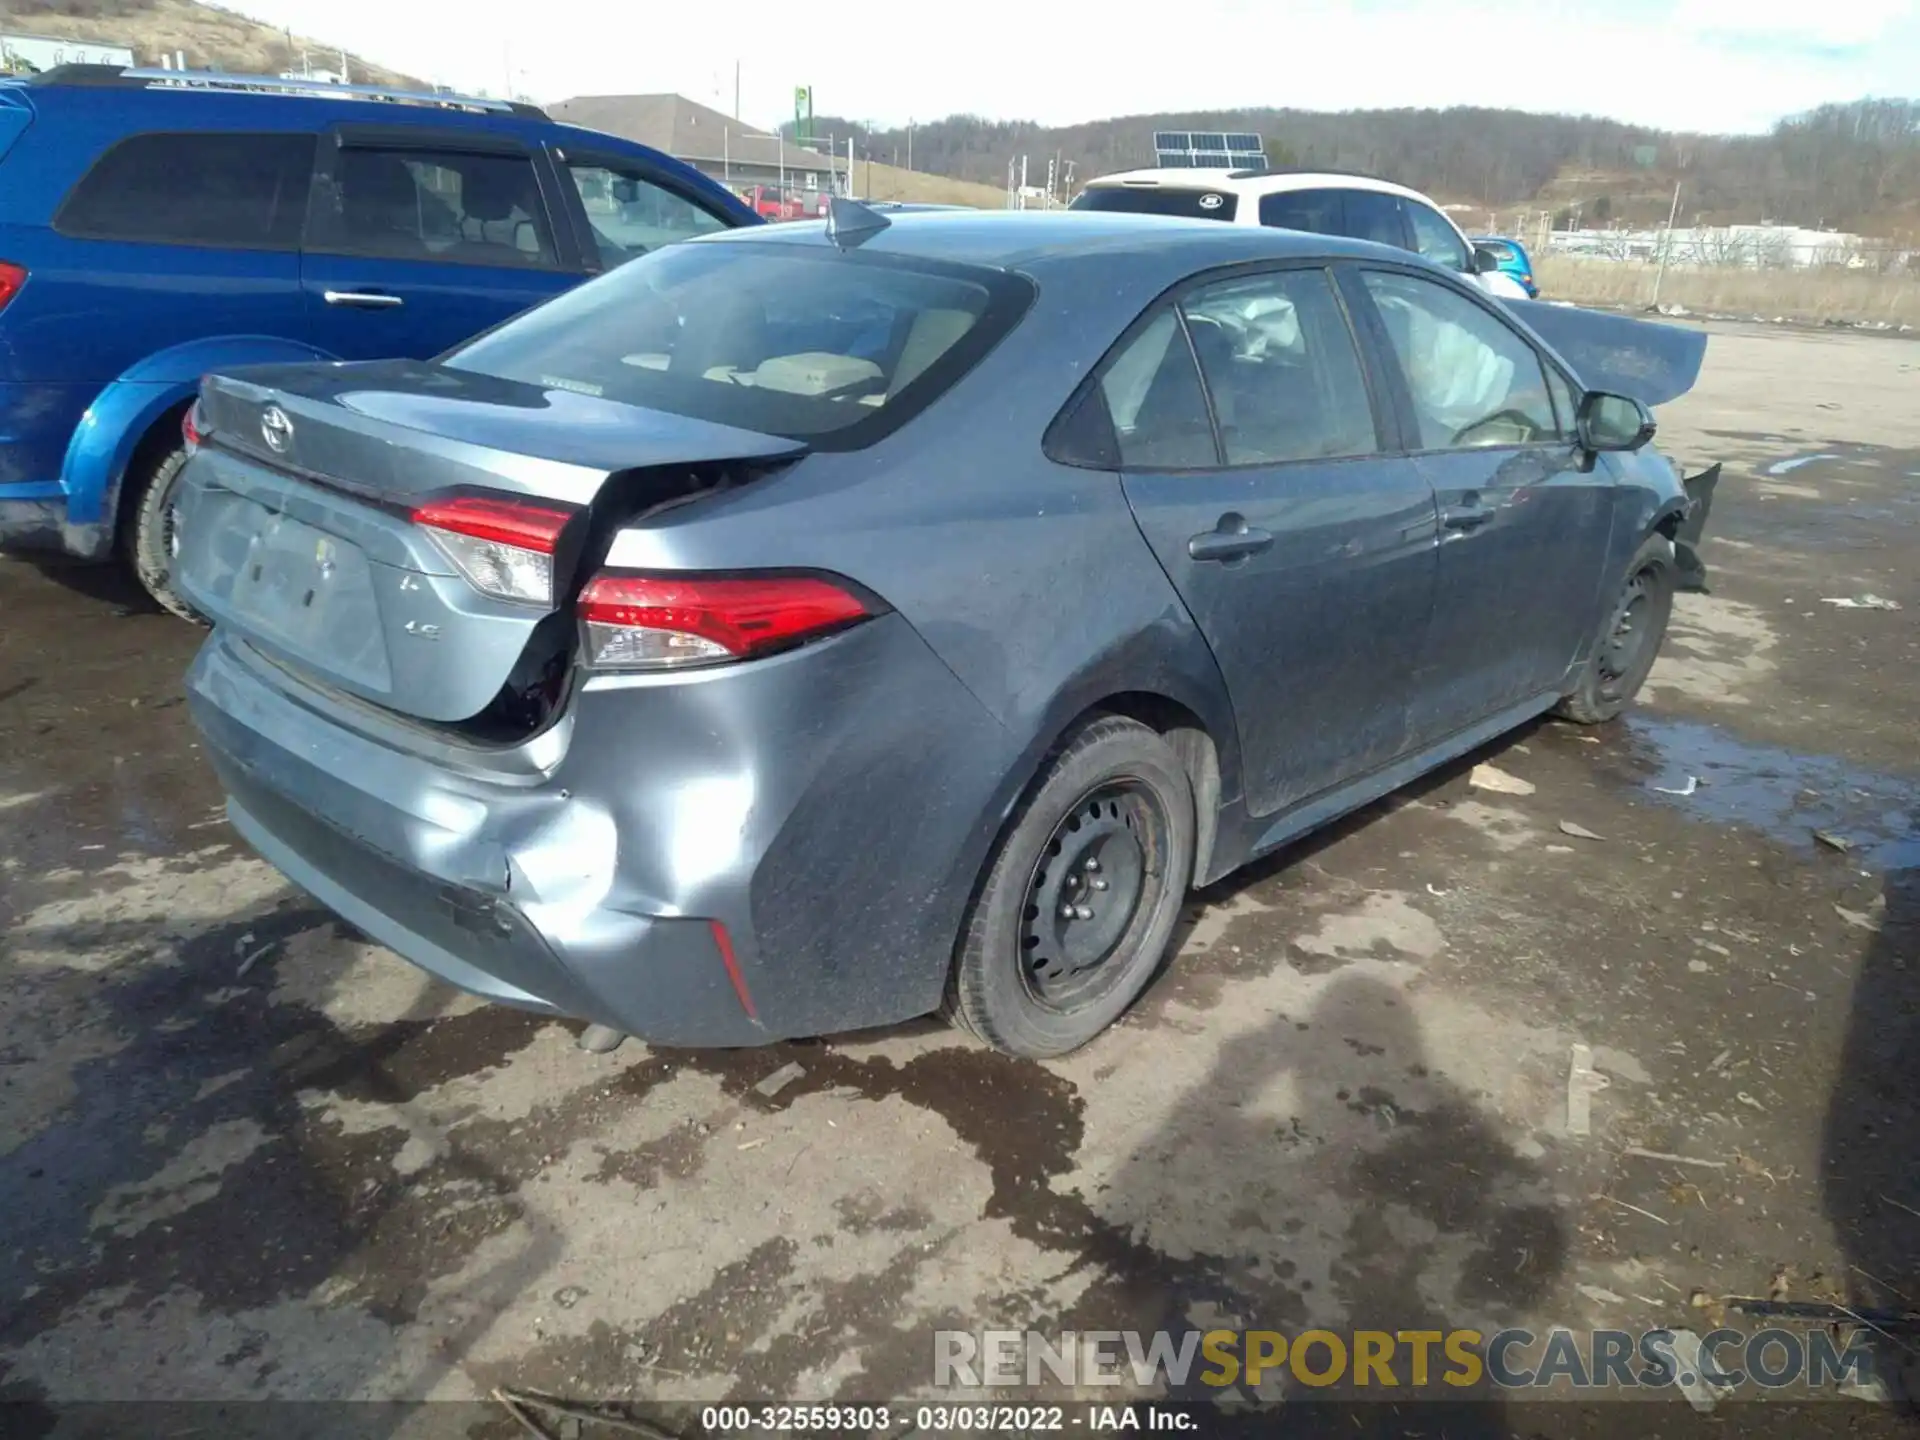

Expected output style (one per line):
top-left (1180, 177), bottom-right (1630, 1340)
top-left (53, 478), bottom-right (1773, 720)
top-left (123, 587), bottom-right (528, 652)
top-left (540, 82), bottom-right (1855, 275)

top-left (175, 360), bottom-right (804, 726)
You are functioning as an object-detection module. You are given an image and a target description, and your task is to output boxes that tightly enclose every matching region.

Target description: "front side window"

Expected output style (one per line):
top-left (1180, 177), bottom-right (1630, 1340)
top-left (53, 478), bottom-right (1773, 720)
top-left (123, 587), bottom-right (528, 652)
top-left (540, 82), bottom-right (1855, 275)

top-left (1178, 269), bottom-right (1377, 465)
top-left (1360, 271), bottom-right (1560, 450)
top-left (55, 132), bottom-right (315, 249)
top-left (1404, 201), bottom-right (1472, 272)
top-left (311, 148), bottom-right (559, 268)
top-left (566, 161), bottom-right (728, 267)
top-left (1070, 187), bottom-right (1238, 222)
top-left (445, 241), bottom-right (1029, 446)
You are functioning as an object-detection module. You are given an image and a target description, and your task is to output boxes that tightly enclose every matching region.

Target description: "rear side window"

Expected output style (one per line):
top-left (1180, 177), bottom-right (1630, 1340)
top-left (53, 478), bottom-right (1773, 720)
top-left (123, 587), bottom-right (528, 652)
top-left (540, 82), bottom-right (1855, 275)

top-left (1092, 309), bottom-right (1218, 469)
top-left (1180, 269), bottom-right (1377, 465)
top-left (55, 132), bottom-right (315, 249)
top-left (1343, 190), bottom-right (1408, 249)
top-left (1071, 187), bottom-right (1237, 221)
top-left (444, 240), bottom-right (1032, 447)
top-left (310, 147), bottom-right (560, 269)
top-left (1257, 188), bottom-right (1343, 234)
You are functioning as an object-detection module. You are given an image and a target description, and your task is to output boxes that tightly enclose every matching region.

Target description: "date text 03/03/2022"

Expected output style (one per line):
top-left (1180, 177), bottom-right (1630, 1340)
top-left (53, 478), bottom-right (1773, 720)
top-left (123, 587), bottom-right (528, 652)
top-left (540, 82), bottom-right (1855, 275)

top-left (699, 1405), bottom-right (1197, 1432)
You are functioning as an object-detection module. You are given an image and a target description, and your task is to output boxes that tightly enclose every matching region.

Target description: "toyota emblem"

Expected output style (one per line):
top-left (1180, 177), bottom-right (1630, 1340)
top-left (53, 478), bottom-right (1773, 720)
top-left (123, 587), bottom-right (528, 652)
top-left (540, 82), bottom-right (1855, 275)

top-left (260, 405), bottom-right (293, 454)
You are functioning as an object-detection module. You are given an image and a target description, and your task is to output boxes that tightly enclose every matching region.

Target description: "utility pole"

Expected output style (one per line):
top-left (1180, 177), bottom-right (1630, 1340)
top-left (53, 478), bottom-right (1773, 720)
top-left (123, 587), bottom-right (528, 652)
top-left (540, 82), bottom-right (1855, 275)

top-left (1650, 180), bottom-right (1682, 311)
top-left (907, 119), bottom-right (913, 172)
top-left (734, 60), bottom-right (740, 121)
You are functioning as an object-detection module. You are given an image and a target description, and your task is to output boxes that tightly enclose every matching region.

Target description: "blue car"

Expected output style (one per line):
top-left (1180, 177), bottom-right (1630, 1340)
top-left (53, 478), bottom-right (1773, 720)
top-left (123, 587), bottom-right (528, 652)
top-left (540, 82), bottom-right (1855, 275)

top-left (1470, 235), bottom-right (1539, 298)
top-left (0, 64), bottom-right (758, 615)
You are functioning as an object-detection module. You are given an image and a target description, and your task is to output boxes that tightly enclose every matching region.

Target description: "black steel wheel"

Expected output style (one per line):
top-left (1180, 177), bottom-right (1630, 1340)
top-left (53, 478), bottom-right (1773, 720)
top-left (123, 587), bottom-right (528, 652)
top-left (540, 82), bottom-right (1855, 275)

top-left (946, 716), bottom-right (1195, 1058)
top-left (1020, 781), bottom-right (1163, 1009)
top-left (1556, 533), bottom-right (1676, 725)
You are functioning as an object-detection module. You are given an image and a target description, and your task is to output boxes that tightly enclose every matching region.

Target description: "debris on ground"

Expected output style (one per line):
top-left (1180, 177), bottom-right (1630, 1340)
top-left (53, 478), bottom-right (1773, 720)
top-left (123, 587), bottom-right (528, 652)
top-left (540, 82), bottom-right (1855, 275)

top-left (1668, 1329), bottom-right (1721, 1412)
top-left (1558, 820), bottom-right (1605, 841)
top-left (1567, 1043), bottom-right (1610, 1136)
top-left (1769, 1265), bottom-right (1793, 1303)
top-left (1576, 1283), bottom-right (1626, 1306)
top-left (1819, 594), bottom-right (1902, 610)
top-left (753, 1061), bottom-right (808, 1099)
top-left (1622, 1146), bottom-right (1727, 1171)
top-left (1813, 828), bottom-right (1853, 852)
top-left (234, 943), bottom-right (274, 978)
top-left (1835, 898), bottom-right (1887, 933)
top-left (1653, 776), bottom-right (1699, 796)
top-left (1469, 763), bottom-right (1535, 796)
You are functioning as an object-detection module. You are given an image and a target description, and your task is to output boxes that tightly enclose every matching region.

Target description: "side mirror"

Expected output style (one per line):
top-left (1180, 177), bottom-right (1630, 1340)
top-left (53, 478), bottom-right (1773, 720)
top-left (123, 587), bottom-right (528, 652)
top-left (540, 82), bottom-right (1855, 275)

top-left (1473, 245), bottom-right (1503, 274)
top-left (1577, 390), bottom-right (1657, 453)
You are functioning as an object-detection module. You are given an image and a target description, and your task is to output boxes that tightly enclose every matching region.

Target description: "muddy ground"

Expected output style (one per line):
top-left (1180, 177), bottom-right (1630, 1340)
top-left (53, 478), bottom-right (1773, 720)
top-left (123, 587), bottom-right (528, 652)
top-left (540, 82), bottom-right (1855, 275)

top-left (2, 322), bottom-right (1917, 1432)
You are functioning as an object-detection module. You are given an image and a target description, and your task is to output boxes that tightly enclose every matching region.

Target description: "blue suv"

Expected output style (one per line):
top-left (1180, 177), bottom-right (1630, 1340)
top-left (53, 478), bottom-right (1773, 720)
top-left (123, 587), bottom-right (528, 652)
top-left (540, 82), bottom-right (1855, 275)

top-left (0, 65), bottom-right (758, 616)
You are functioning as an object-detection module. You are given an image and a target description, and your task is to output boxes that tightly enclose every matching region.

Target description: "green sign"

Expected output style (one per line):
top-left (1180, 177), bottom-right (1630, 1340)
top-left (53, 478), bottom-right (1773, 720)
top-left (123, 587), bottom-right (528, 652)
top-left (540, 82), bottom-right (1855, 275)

top-left (794, 85), bottom-right (813, 145)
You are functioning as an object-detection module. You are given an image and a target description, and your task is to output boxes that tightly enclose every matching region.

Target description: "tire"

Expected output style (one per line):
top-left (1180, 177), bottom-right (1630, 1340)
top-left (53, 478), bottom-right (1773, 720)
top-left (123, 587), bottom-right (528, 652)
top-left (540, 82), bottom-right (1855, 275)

top-left (125, 445), bottom-right (205, 623)
top-left (1555, 533), bottom-right (1676, 725)
top-left (946, 715), bottom-right (1196, 1058)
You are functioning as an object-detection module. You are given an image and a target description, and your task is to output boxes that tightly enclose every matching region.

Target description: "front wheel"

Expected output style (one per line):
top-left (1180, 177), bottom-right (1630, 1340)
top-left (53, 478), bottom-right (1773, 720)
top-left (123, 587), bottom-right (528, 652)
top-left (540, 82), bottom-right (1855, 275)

top-left (945, 716), bottom-right (1195, 1058)
top-left (1555, 533), bottom-right (1676, 725)
top-left (126, 445), bottom-right (204, 623)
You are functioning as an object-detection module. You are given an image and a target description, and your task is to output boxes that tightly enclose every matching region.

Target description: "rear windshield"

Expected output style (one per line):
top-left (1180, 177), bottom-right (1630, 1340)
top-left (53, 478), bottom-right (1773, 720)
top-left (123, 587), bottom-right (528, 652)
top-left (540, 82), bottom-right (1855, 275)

top-left (443, 239), bottom-right (1032, 447)
top-left (1071, 186), bottom-right (1238, 221)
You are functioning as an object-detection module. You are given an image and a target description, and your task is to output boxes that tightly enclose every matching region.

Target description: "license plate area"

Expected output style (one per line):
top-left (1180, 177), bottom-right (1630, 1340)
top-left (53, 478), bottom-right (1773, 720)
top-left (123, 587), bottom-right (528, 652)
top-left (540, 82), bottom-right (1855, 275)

top-left (227, 510), bottom-right (392, 688)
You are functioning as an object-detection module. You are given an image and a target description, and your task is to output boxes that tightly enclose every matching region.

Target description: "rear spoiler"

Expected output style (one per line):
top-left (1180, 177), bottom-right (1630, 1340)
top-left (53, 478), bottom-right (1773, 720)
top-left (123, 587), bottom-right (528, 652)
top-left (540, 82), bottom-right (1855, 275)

top-left (1507, 299), bottom-right (1707, 409)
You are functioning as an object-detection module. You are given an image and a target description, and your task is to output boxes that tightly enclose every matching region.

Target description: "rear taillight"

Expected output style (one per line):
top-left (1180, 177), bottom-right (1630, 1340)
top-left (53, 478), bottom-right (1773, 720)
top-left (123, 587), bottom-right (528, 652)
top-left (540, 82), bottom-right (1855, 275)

top-left (182, 399), bottom-right (206, 453)
top-left (577, 573), bottom-right (871, 671)
top-left (412, 495), bottom-right (575, 606)
top-left (0, 261), bottom-right (25, 313)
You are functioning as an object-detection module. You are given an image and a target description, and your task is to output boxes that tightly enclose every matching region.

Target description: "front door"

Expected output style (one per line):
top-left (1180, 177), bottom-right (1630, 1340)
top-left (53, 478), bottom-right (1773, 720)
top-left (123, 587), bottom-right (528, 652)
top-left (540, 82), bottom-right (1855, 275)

top-left (301, 132), bottom-right (580, 362)
top-left (1109, 266), bottom-right (1439, 817)
top-left (1350, 266), bottom-right (1615, 745)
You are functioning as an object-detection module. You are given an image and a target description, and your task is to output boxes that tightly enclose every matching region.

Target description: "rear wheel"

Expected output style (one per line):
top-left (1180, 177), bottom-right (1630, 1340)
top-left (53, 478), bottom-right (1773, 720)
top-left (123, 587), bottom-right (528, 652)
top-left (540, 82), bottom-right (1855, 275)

top-left (126, 445), bottom-right (204, 623)
top-left (946, 716), bottom-right (1195, 1058)
top-left (1555, 533), bottom-right (1675, 724)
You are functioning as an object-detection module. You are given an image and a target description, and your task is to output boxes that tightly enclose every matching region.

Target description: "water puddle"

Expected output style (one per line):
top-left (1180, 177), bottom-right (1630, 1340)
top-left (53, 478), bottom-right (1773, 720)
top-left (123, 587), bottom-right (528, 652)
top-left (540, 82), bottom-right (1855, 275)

top-left (1766, 453), bottom-right (1841, 476)
top-left (1615, 716), bottom-right (1920, 871)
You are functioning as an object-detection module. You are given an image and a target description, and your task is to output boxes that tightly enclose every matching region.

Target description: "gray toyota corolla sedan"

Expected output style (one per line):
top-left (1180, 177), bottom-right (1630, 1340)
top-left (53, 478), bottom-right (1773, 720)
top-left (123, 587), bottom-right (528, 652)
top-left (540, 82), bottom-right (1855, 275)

top-left (174, 203), bottom-right (1715, 1059)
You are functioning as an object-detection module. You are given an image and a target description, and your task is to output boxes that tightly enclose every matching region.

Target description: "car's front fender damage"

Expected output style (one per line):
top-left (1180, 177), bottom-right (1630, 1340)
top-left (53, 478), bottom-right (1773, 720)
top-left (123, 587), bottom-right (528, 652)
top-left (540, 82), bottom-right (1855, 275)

top-left (1517, 299), bottom-right (1719, 592)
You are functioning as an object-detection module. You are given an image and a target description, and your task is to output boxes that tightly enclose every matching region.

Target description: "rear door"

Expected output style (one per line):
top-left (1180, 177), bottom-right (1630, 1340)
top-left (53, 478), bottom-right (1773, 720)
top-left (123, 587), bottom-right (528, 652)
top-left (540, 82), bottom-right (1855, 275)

top-left (1347, 265), bottom-right (1611, 744)
top-left (1095, 264), bottom-right (1439, 816)
top-left (300, 127), bottom-right (582, 361)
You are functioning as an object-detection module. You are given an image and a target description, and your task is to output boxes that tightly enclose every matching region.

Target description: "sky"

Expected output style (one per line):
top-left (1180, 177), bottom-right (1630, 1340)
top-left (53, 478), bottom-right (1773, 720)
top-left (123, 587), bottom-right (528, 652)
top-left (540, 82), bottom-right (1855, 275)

top-left (225, 0), bottom-right (1917, 136)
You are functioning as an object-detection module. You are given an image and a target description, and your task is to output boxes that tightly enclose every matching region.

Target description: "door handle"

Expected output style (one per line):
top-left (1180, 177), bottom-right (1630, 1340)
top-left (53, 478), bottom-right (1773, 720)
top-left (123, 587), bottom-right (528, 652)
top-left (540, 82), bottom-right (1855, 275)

top-left (323, 290), bottom-right (405, 309)
top-left (1188, 520), bottom-right (1275, 563)
top-left (1441, 504), bottom-right (1494, 532)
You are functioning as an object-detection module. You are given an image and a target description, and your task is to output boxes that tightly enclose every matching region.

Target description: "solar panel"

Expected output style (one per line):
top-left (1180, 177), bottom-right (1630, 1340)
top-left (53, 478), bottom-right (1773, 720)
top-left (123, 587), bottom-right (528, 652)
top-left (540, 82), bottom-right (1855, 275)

top-left (1155, 129), bottom-right (1265, 171)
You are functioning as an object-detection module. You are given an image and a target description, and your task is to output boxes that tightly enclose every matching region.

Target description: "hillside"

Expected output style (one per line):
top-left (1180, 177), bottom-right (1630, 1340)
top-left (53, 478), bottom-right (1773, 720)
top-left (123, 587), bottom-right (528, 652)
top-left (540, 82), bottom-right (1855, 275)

top-left (804, 99), bottom-right (1920, 238)
top-left (4, 0), bottom-right (427, 89)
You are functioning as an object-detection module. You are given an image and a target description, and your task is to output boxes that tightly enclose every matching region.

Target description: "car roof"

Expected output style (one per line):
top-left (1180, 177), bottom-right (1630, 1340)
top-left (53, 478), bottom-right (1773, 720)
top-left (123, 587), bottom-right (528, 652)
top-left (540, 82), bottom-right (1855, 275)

top-left (1082, 167), bottom-right (1437, 205)
top-left (10, 65), bottom-right (560, 140)
top-left (698, 206), bottom-right (1415, 273)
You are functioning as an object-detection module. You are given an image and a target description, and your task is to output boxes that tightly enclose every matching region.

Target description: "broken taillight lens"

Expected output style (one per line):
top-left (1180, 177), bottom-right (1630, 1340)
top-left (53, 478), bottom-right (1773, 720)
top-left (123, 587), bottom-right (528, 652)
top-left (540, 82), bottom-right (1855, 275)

top-left (412, 495), bottom-right (575, 606)
top-left (577, 572), bottom-right (871, 671)
top-left (0, 261), bottom-right (24, 314)
top-left (182, 398), bottom-right (207, 453)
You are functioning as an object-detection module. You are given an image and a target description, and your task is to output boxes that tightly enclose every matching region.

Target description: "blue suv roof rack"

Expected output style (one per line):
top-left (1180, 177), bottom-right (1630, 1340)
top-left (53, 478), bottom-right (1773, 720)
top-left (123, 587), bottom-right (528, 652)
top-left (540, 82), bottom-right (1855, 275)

top-left (26, 63), bottom-right (547, 119)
